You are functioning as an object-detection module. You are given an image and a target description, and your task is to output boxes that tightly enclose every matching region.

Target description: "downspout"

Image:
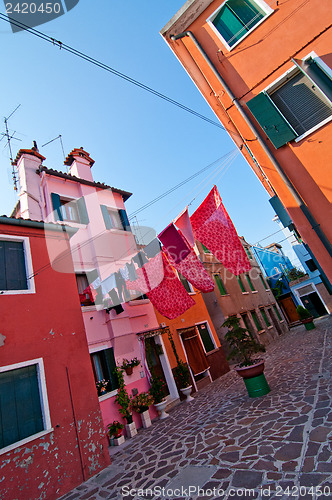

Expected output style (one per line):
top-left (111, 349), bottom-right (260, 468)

top-left (170, 31), bottom-right (332, 264)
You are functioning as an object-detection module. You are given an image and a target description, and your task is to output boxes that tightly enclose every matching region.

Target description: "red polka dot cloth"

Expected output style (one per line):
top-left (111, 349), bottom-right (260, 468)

top-left (190, 186), bottom-right (251, 276)
top-left (147, 252), bottom-right (195, 319)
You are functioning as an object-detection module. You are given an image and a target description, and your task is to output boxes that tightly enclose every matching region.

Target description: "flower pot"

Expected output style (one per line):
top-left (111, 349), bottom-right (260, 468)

top-left (243, 373), bottom-right (271, 398)
top-left (114, 435), bottom-right (125, 446)
top-left (125, 415), bottom-right (133, 425)
top-left (125, 421), bottom-right (137, 438)
top-left (99, 387), bottom-right (107, 395)
top-left (125, 366), bottom-right (133, 376)
top-left (235, 360), bottom-right (265, 379)
top-left (140, 409), bottom-right (152, 428)
top-left (301, 317), bottom-right (316, 330)
top-left (180, 385), bottom-right (194, 402)
top-left (154, 399), bottom-right (169, 420)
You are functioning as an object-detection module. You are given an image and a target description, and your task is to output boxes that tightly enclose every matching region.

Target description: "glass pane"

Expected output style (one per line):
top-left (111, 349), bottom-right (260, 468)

top-left (197, 324), bottom-right (215, 352)
top-left (213, 4), bottom-right (245, 46)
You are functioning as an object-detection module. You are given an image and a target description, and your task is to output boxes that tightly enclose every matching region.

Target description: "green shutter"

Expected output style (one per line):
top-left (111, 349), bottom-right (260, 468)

top-left (214, 274), bottom-right (227, 295)
top-left (0, 241), bottom-right (6, 290)
top-left (119, 209), bottom-right (131, 232)
top-left (197, 324), bottom-right (215, 353)
top-left (0, 366), bottom-right (43, 448)
top-left (104, 349), bottom-right (118, 391)
top-left (251, 310), bottom-right (262, 330)
top-left (245, 274), bottom-right (255, 291)
top-left (260, 309), bottom-right (270, 327)
top-left (51, 193), bottom-right (63, 221)
top-left (269, 195), bottom-right (292, 227)
top-left (100, 205), bottom-right (112, 230)
top-left (237, 276), bottom-right (246, 292)
top-left (273, 305), bottom-right (282, 321)
top-left (246, 92), bottom-right (297, 148)
top-left (76, 197), bottom-right (89, 225)
top-left (4, 241), bottom-right (28, 291)
top-left (259, 274), bottom-right (268, 289)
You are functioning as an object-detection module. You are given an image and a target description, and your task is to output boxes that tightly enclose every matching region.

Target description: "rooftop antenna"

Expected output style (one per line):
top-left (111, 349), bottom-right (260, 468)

top-left (1, 105), bottom-right (22, 191)
top-left (42, 134), bottom-right (66, 169)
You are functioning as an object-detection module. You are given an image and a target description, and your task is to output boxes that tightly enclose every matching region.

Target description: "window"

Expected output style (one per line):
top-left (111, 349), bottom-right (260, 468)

top-left (178, 273), bottom-right (193, 293)
top-left (0, 359), bottom-right (51, 452)
top-left (305, 259), bottom-right (318, 273)
top-left (201, 244), bottom-right (211, 254)
top-left (245, 274), bottom-right (256, 291)
top-left (260, 308), bottom-right (271, 327)
top-left (244, 247), bottom-right (253, 260)
top-left (207, 0), bottom-right (272, 50)
top-left (237, 275), bottom-right (246, 292)
top-left (76, 273), bottom-right (94, 306)
top-left (90, 348), bottom-right (119, 396)
top-left (247, 55), bottom-right (332, 148)
top-left (100, 205), bottom-right (131, 232)
top-left (0, 240), bottom-right (28, 291)
top-left (273, 304), bottom-right (282, 321)
top-left (251, 310), bottom-right (262, 330)
top-left (259, 274), bottom-right (269, 289)
top-left (241, 313), bottom-right (255, 339)
top-left (214, 274), bottom-right (227, 295)
top-left (196, 323), bottom-right (216, 353)
top-left (51, 193), bottom-right (89, 224)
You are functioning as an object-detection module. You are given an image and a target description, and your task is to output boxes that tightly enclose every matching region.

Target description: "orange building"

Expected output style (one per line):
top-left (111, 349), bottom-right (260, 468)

top-left (153, 276), bottom-right (229, 395)
top-left (161, 0), bottom-right (332, 292)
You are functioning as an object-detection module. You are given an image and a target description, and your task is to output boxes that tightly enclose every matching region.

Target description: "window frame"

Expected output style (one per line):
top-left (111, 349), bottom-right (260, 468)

top-left (195, 321), bottom-right (217, 354)
top-left (250, 309), bottom-right (263, 331)
top-left (260, 308), bottom-right (271, 327)
top-left (0, 358), bottom-right (52, 455)
top-left (261, 53), bottom-right (332, 143)
top-left (0, 234), bottom-right (35, 295)
top-left (245, 273), bottom-right (256, 292)
top-left (207, 0), bottom-right (273, 51)
top-left (177, 272), bottom-right (195, 294)
top-left (89, 346), bottom-right (119, 399)
top-left (237, 275), bottom-right (247, 293)
top-left (213, 273), bottom-right (228, 295)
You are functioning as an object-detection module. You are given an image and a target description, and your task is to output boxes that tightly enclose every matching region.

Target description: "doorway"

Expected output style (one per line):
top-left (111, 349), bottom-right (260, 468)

top-left (301, 292), bottom-right (327, 318)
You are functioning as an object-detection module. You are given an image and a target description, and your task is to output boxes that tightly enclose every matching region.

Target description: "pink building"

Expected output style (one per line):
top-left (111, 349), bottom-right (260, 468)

top-left (12, 146), bottom-right (180, 431)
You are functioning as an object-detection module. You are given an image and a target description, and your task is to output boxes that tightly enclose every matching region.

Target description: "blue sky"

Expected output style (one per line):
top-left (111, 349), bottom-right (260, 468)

top-left (0, 0), bottom-right (298, 262)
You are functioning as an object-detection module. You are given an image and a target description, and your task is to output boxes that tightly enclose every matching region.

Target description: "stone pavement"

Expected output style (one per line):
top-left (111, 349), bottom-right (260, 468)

top-left (61, 316), bottom-right (332, 500)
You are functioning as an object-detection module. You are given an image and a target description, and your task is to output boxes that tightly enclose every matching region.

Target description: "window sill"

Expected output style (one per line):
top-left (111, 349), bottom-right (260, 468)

top-left (251, 290), bottom-right (258, 294)
top-left (0, 288), bottom-right (35, 295)
top-left (189, 292), bottom-right (196, 295)
top-left (205, 348), bottom-right (219, 356)
top-left (98, 389), bottom-right (118, 402)
top-left (0, 428), bottom-right (54, 456)
top-left (294, 115), bottom-right (332, 143)
top-left (220, 294), bottom-right (230, 297)
top-left (128, 299), bottom-right (150, 306)
top-left (242, 292), bottom-right (249, 295)
top-left (57, 221), bottom-right (88, 229)
top-left (267, 325), bottom-right (274, 330)
top-left (257, 329), bottom-right (266, 335)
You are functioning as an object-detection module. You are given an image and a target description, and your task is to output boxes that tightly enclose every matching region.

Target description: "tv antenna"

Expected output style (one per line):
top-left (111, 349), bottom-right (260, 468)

top-left (1, 104), bottom-right (22, 191)
top-left (42, 134), bottom-right (66, 166)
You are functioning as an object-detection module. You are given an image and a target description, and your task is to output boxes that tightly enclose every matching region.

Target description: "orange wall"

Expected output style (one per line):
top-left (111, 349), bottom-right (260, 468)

top-left (163, 0), bottom-right (332, 283)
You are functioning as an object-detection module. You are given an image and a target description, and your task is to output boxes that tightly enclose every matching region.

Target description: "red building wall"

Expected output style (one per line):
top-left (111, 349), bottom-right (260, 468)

top-left (0, 220), bottom-right (110, 500)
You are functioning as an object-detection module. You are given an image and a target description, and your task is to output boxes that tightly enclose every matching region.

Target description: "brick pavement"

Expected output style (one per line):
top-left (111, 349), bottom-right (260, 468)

top-left (60, 316), bottom-right (332, 500)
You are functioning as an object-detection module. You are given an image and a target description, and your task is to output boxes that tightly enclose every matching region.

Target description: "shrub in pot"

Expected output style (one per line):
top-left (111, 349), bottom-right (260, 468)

top-left (296, 305), bottom-right (316, 330)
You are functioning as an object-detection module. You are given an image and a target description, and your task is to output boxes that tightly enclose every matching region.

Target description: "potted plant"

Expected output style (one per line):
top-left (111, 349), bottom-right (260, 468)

top-left (174, 360), bottom-right (193, 402)
top-left (120, 357), bottom-right (141, 376)
top-left (95, 379), bottom-right (109, 396)
top-left (130, 391), bottom-right (154, 428)
top-left (149, 376), bottom-right (169, 420)
top-left (114, 367), bottom-right (137, 437)
top-left (107, 420), bottom-right (124, 446)
top-left (296, 305), bottom-right (316, 330)
top-left (222, 316), bottom-right (270, 398)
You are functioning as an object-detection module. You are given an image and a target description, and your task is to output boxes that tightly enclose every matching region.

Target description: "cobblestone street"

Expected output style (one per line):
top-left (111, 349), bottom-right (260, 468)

top-left (61, 316), bottom-right (332, 500)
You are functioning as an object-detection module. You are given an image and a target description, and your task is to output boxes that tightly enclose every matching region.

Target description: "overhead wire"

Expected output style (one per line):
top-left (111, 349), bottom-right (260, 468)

top-left (0, 13), bottom-right (244, 138)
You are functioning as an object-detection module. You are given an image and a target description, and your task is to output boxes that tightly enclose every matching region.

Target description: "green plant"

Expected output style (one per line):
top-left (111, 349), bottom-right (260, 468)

top-left (296, 305), bottom-right (312, 320)
top-left (120, 357), bottom-right (141, 370)
top-left (130, 391), bottom-right (154, 414)
top-left (149, 376), bottom-right (167, 404)
top-left (222, 316), bottom-right (265, 367)
top-left (114, 366), bottom-right (132, 421)
top-left (107, 420), bottom-right (124, 438)
top-left (286, 267), bottom-right (306, 282)
top-left (174, 360), bottom-right (191, 388)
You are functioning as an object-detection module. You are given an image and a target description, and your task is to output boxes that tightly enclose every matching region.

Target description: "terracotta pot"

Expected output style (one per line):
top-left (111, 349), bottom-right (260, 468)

top-left (125, 366), bottom-right (133, 376)
top-left (235, 360), bottom-right (265, 379)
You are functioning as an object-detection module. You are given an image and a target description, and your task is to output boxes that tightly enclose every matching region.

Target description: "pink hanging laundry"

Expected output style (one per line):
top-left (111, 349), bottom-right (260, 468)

top-left (158, 223), bottom-right (190, 264)
top-left (147, 252), bottom-right (195, 319)
top-left (173, 207), bottom-right (195, 247)
top-left (190, 186), bottom-right (251, 275)
top-left (163, 235), bottom-right (215, 293)
top-left (126, 252), bottom-right (164, 295)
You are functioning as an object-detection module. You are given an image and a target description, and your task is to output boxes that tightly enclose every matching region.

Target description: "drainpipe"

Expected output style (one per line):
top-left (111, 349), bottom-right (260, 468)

top-left (170, 32), bottom-right (332, 264)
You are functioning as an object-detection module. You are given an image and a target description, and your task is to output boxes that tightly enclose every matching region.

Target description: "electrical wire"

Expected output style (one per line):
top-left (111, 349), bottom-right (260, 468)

top-left (0, 13), bottom-right (244, 138)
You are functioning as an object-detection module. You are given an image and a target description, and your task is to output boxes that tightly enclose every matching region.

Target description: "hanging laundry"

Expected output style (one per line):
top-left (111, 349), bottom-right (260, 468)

top-left (119, 265), bottom-right (130, 282)
top-left (174, 207), bottom-right (195, 247)
top-left (108, 288), bottom-right (121, 306)
top-left (101, 273), bottom-right (117, 296)
top-left (190, 186), bottom-right (251, 276)
top-left (115, 271), bottom-right (131, 302)
top-left (144, 238), bottom-right (161, 259)
top-left (146, 253), bottom-right (195, 319)
top-left (163, 244), bottom-right (214, 293)
top-left (127, 260), bottom-right (138, 281)
top-left (158, 223), bottom-right (190, 264)
top-left (82, 285), bottom-right (97, 303)
top-left (91, 276), bottom-right (101, 290)
top-left (126, 252), bottom-right (164, 295)
top-left (132, 251), bottom-right (149, 268)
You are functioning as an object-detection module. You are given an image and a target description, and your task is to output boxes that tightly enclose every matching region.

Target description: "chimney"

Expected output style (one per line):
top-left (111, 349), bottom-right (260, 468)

top-left (64, 147), bottom-right (95, 182)
top-left (13, 144), bottom-right (46, 220)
